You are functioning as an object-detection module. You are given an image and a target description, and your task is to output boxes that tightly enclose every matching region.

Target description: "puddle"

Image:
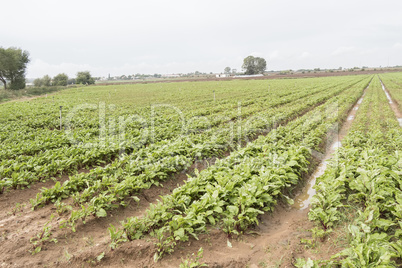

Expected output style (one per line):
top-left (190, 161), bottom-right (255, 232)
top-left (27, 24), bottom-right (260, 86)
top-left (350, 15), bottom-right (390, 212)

top-left (332, 141), bottom-right (342, 149)
top-left (379, 78), bottom-right (402, 120)
top-left (292, 85), bottom-right (368, 210)
top-left (381, 83), bottom-right (393, 104)
top-left (292, 161), bottom-right (327, 210)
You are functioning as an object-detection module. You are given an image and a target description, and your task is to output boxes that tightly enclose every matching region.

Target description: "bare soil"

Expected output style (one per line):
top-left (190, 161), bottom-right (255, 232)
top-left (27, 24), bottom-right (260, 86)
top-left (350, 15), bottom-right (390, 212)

top-left (0, 159), bottom-right (217, 268)
top-left (1, 92), bottom-right (61, 105)
top-left (1, 95), bottom-right (42, 105)
top-left (65, 203), bottom-right (348, 268)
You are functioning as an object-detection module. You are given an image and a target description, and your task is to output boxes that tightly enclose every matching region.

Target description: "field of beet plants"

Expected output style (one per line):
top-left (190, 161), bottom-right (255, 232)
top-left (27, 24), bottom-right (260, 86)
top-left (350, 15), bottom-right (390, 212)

top-left (1, 73), bottom-right (402, 267)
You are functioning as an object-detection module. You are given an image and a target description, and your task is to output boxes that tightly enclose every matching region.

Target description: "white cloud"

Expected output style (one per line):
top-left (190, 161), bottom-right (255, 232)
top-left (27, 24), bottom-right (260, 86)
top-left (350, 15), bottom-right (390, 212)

top-left (360, 48), bottom-right (377, 55)
top-left (269, 51), bottom-right (281, 60)
top-left (331, 46), bottom-right (356, 56)
top-left (27, 59), bottom-right (93, 78)
top-left (299, 52), bottom-right (311, 59)
top-left (2, 0), bottom-right (400, 75)
top-left (393, 43), bottom-right (402, 49)
top-left (248, 52), bottom-right (263, 57)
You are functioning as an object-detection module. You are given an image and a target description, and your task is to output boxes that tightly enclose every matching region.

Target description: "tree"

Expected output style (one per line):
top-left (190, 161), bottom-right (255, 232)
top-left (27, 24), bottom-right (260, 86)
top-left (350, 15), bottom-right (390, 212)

top-left (42, 75), bottom-right (51, 87)
top-left (33, 78), bottom-right (42, 87)
top-left (242, 56), bottom-right (267, 75)
top-left (53, 73), bottom-right (68, 86)
top-left (76, 71), bottom-right (95, 85)
top-left (0, 47), bottom-right (30, 90)
top-left (224, 67), bottom-right (231, 74)
top-left (33, 75), bottom-right (51, 87)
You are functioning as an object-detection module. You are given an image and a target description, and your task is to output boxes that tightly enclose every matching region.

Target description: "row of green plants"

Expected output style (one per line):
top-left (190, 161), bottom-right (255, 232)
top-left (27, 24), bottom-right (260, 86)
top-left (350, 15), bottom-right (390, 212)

top-left (0, 75), bottom-right (359, 159)
top-left (304, 77), bottom-right (402, 266)
top-left (104, 77), bottom-right (370, 261)
top-left (379, 72), bottom-right (402, 112)
top-left (0, 89), bottom-right (285, 190)
top-left (29, 77), bottom-right (368, 236)
top-left (0, 77), bottom-right (342, 159)
top-left (1, 75), bottom-right (364, 152)
top-left (1, 77), bottom-right (364, 193)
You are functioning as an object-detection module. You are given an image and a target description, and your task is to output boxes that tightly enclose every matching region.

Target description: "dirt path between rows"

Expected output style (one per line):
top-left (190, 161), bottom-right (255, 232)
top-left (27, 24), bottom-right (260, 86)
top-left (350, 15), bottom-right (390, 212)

top-left (1, 95), bottom-right (39, 105)
top-left (0, 159), bottom-right (218, 268)
top-left (0, 93), bottom-right (58, 105)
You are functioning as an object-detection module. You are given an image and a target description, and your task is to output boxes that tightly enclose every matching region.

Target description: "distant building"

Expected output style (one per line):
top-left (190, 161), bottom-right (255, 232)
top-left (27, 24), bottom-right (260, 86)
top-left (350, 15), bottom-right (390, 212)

top-left (162, 74), bottom-right (181, 78)
top-left (216, 74), bottom-right (228, 78)
top-left (233, 74), bottom-right (264, 78)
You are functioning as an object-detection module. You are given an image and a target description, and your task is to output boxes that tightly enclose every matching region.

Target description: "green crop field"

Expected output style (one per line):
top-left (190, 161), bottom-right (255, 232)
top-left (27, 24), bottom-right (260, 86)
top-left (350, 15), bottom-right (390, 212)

top-left (1, 73), bottom-right (402, 267)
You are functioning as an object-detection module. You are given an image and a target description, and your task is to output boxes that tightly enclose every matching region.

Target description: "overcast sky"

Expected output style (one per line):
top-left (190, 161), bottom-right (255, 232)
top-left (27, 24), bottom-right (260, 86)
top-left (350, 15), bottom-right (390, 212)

top-left (1, 0), bottom-right (402, 78)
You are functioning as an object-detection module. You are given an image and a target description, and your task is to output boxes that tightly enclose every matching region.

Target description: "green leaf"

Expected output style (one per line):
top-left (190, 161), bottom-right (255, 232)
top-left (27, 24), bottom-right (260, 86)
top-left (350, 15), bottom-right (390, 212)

top-left (208, 216), bottom-right (216, 225)
top-left (96, 252), bottom-right (105, 262)
top-left (213, 206), bottom-right (223, 214)
top-left (96, 208), bottom-right (107, 218)
top-left (174, 228), bottom-right (185, 240)
top-left (226, 205), bottom-right (239, 215)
